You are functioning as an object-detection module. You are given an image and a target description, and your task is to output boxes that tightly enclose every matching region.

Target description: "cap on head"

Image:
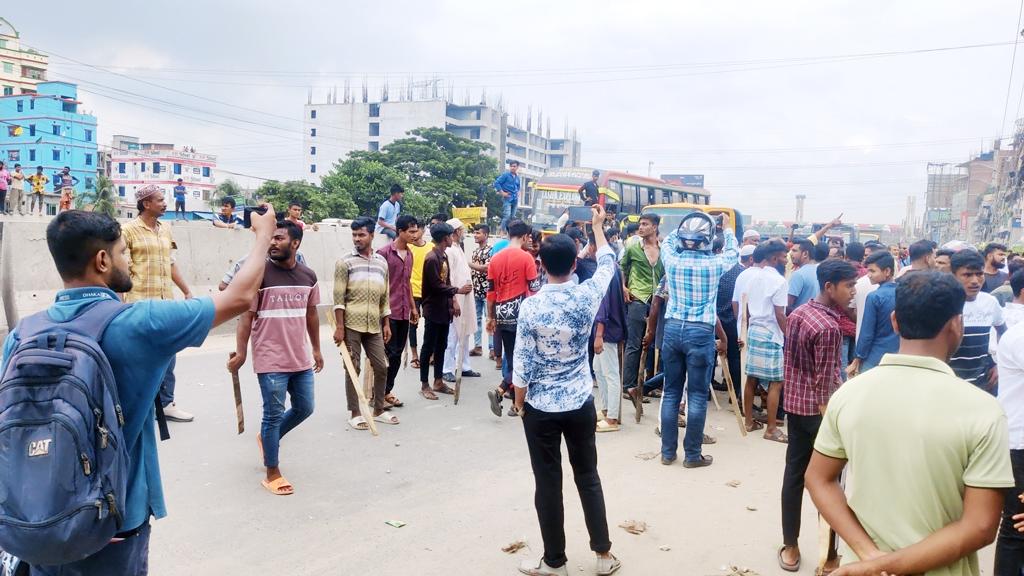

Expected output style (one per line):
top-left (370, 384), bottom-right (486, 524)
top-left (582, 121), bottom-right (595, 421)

top-left (743, 229), bottom-right (761, 240)
top-left (135, 184), bottom-right (163, 203)
top-left (739, 245), bottom-right (756, 258)
top-left (446, 218), bottom-right (465, 231)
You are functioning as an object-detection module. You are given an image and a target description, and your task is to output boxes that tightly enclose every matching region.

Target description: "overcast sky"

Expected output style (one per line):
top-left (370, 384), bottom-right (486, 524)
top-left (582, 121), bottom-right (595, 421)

top-left (7, 0), bottom-right (1024, 224)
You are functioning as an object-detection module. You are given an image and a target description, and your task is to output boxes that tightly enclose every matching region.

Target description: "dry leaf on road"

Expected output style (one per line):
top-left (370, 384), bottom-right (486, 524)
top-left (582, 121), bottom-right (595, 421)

top-left (619, 520), bottom-right (647, 535)
top-left (501, 540), bottom-right (526, 554)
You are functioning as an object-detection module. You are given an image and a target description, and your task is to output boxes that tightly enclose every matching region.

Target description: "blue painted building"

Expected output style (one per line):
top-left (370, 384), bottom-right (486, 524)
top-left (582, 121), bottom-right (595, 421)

top-left (0, 81), bottom-right (97, 215)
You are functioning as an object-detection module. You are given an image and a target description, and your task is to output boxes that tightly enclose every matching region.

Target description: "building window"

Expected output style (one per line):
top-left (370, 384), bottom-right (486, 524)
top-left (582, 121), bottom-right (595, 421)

top-left (28, 149), bottom-right (35, 161)
top-left (52, 124), bottom-right (60, 136)
top-left (310, 164), bottom-right (316, 173)
top-left (52, 149), bottom-right (60, 161)
top-left (173, 163), bottom-right (181, 175)
top-left (0, 39), bottom-right (6, 49)
top-left (140, 162), bottom-right (146, 173)
top-left (369, 103), bottom-right (380, 117)
top-left (1, 62), bottom-right (12, 74)
top-left (118, 162), bottom-right (126, 174)
top-left (202, 166), bottom-right (210, 177)
top-left (84, 129), bottom-right (92, 142)
top-left (85, 177), bottom-right (94, 190)
top-left (6, 150), bottom-right (18, 162)
top-left (310, 109), bottom-right (317, 119)
top-left (85, 153), bottom-right (93, 166)
top-left (368, 141), bottom-right (379, 152)
top-left (369, 122), bottom-right (380, 136)
top-left (153, 162), bottom-right (161, 174)
top-left (118, 185), bottom-right (126, 197)
top-left (29, 99), bottom-right (33, 110)
top-left (310, 128), bottom-right (316, 137)
top-left (310, 146), bottom-right (316, 155)
top-left (28, 124), bottom-right (34, 136)
top-left (16, 100), bottom-right (22, 112)
top-left (2, 86), bottom-right (12, 96)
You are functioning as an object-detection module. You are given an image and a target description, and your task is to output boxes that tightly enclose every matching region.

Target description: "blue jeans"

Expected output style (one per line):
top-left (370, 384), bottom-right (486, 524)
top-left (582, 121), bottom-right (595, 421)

top-left (660, 320), bottom-right (716, 462)
top-left (30, 522), bottom-right (151, 575)
top-left (500, 197), bottom-right (518, 233)
top-left (257, 369), bottom-right (315, 468)
top-left (474, 296), bottom-right (493, 349)
top-left (159, 355), bottom-right (176, 407)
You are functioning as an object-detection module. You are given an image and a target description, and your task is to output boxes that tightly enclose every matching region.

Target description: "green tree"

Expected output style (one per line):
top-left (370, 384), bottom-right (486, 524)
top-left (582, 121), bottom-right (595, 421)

top-left (209, 179), bottom-right (248, 209)
top-left (76, 175), bottom-right (118, 218)
top-left (254, 179), bottom-right (357, 222)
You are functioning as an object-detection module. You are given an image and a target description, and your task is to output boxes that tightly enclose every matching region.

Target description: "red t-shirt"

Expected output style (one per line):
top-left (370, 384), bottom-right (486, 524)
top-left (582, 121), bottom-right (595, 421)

top-left (487, 247), bottom-right (539, 303)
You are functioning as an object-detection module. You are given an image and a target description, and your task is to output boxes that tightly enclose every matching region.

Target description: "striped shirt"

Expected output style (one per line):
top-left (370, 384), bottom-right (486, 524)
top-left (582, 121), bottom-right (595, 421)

top-left (122, 218), bottom-right (175, 302)
top-left (784, 300), bottom-right (843, 416)
top-left (950, 292), bottom-right (1004, 392)
top-left (333, 250), bottom-right (391, 334)
top-left (250, 260), bottom-right (319, 374)
top-left (660, 229), bottom-right (739, 326)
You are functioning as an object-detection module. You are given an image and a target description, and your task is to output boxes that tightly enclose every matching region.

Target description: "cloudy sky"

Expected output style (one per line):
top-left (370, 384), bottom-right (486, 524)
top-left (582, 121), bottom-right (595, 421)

top-left (7, 0), bottom-right (1023, 224)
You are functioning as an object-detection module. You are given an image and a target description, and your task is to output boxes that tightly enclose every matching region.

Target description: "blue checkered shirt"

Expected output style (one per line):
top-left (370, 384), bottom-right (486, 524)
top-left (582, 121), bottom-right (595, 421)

top-left (660, 229), bottom-right (739, 326)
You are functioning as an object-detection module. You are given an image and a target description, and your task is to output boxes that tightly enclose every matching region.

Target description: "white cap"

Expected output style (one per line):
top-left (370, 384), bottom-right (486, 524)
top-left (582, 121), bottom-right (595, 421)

top-left (743, 229), bottom-right (761, 240)
top-left (446, 218), bottom-right (465, 231)
top-left (739, 245), bottom-right (756, 258)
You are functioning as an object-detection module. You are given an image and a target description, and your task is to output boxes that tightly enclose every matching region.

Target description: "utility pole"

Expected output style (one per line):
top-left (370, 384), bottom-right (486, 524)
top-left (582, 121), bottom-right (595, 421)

top-left (647, 161), bottom-right (653, 178)
top-left (795, 194), bottom-right (806, 224)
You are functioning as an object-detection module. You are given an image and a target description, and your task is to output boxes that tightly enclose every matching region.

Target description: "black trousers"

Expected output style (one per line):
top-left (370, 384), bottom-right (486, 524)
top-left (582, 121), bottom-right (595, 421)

top-left (781, 413), bottom-right (823, 546)
top-left (622, 301), bottom-right (649, 390)
top-left (419, 320), bottom-right (449, 384)
top-left (995, 449), bottom-right (1024, 575)
top-left (385, 319), bottom-right (410, 394)
top-left (408, 298), bottom-right (422, 348)
top-left (523, 397), bottom-right (611, 568)
top-left (722, 319), bottom-right (742, 402)
top-left (498, 324), bottom-right (517, 387)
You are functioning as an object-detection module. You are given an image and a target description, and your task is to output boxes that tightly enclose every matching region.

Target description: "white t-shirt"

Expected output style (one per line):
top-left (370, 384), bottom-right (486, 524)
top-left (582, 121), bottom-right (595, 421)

top-left (950, 292), bottom-right (1004, 387)
top-left (745, 266), bottom-right (788, 344)
top-left (998, 322), bottom-right (1024, 449)
top-left (732, 265), bottom-right (762, 305)
top-left (1004, 302), bottom-right (1024, 330)
top-left (853, 275), bottom-right (878, 339)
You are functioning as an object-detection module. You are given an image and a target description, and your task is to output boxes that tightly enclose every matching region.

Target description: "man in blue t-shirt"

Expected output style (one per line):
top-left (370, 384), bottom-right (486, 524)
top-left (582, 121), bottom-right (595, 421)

top-left (493, 160), bottom-right (521, 235)
top-left (173, 178), bottom-right (187, 220)
top-left (788, 239), bottom-right (827, 313)
top-left (375, 184), bottom-right (404, 240)
top-left (2, 207), bottom-right (278, 574)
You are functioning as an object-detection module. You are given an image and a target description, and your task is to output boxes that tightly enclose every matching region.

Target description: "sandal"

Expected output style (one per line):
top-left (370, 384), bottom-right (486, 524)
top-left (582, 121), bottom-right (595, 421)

top-left (678, 415), bottom-right (687, 428)
top-left (348, 416), bottom-right (369, 430)
top-left (432, 384), bottom-right (455, 395)
top-left (487, 389), bottom-right (503, 417)
top-left (764, 428), bottom-right (789, 444)
top-left (702, 433), bottom-right (716, 444)
top-left (410, 358), bottom-right (421, 369)
top-left (261, 477), bottom-right (294, 496)
top-left (746, 421), bottom-right (765, 432)
top-left (384, 394), bottom-right (403, 408)
top-left (419, 388), bottom-right (439, 401)
top-left (373, 412), bottom-right (400, 425)
top-left (646, 389), bottom-right (663, 398)
top-left (596, 420), bottom-right (621, 433)
top-left (778, 545), bottom-right (800, 572)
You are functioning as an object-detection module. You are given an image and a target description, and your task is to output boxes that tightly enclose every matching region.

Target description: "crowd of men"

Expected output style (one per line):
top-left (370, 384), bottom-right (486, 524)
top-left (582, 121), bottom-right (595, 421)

top-left (5, 168), bottom-right (1024, 575)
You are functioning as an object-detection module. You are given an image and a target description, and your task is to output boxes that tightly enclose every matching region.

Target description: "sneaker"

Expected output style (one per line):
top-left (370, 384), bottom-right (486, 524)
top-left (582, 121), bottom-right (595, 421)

top-left (507, 405), bottom-right (520, 417)
top-left (683, 455), bottom-right (714, 468)
top-left (162, 403), bottom-right (194, 422)
top-left (518, 557), bottom-right (568, 576)
top-left (463, 370), bottom-right (481, 378)
top-left (442, 372), bottom-right (456, 383)
top-left (487, 389), bottom-right (503, 417)
top-left (596, 554), bottom-right (622, 576)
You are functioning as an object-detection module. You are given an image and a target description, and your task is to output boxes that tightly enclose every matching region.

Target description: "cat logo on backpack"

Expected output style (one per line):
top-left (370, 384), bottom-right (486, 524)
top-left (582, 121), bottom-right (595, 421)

top-left (27, 439), bottom-right (52, 458)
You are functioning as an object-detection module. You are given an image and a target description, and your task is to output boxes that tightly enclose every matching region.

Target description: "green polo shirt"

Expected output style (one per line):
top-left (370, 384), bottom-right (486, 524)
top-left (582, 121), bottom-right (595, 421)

top-left (620, 240), bottom-right (664, 304)
top-left (815, 353), bottom-right (1014, 575)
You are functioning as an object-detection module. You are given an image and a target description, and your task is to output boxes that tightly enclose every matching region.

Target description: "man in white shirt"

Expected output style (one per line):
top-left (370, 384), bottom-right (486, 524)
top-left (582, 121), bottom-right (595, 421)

top-left (731, 245), bottom-right (764, 325)
top-left (996, 320), bottom-right (1024, 572)
top-left (741, 241), bottom-right (789, 442)
top-left (1004, 270), bottom-right (1024, 330)
top-left (442, 219), bottom-right (481, 382)
top-left (853, 242), bottom-right (885, 338)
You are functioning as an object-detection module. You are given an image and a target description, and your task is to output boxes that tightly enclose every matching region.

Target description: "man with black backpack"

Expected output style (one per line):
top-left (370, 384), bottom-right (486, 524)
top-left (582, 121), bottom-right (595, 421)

top-left (0, 206), bottom-right (277, 574)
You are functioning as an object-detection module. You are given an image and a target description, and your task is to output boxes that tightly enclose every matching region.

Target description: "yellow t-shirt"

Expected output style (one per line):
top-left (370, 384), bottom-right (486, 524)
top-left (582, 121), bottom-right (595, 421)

top-left (409, 240), bottom-right (434, 299)
top-left (814, 354), bottom-right (1014, 575)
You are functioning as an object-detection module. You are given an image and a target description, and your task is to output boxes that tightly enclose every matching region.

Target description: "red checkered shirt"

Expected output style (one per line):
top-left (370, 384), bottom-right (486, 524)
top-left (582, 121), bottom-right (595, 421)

top-left (784, 300), bottom-right (844, 416)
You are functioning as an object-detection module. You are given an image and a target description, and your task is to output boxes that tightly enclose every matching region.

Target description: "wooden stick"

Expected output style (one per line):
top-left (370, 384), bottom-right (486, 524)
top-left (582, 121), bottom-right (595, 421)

top-left (454, 321), bottom-right (467, 405)
top-left (710, 378), bottom-right (722, 411)
top-left (635, 345), bottom-right (648, 423)
top-left (617, 341), bottom-right (625, 422)
top-left (718, 352), bottom-right (747, 437)
top-left (228, 352), bottom-right (244, 435)
top-left (328, 315), bottom-right (379, 436)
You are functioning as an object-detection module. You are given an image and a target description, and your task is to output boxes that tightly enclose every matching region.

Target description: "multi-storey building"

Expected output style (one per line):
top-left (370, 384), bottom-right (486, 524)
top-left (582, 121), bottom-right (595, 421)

top-left (109, 135), bottom-right (217, 218)
top-left (0, 18), bottom-right (48, 96)
top-left (302, 85), bottom-right (582, 194)
top-left (0, 81), bottom-right (97, 215)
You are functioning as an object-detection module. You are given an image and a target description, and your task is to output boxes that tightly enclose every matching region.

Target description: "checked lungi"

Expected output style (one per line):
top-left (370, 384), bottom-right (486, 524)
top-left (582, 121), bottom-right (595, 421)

top-left (746, 324), bottom-right (783, 382)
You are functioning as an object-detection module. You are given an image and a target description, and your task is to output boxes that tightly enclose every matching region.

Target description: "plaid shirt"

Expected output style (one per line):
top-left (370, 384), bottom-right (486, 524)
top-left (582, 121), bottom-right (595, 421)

top-left (783, 300), bottom-right (843, 416)
top-left (122, 218), bottom-right (175, 302)
top-left (334, 250), bottom-right (391, 334)
top-left (660, 229), bottom-right (738, 326)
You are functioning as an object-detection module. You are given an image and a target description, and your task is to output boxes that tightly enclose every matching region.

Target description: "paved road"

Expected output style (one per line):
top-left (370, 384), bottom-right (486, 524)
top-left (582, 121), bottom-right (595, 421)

top-left (149, 330), bottom-right (995, 575)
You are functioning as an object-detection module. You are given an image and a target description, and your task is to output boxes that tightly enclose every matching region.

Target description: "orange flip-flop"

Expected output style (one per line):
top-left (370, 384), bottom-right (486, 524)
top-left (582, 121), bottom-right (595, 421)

top-left (262, 477), bottom-right (294, 496)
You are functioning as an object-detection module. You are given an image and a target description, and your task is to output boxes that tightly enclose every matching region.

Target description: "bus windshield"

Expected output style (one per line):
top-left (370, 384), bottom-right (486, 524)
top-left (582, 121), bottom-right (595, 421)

top-left (642, 205), bottom-right (744, 239)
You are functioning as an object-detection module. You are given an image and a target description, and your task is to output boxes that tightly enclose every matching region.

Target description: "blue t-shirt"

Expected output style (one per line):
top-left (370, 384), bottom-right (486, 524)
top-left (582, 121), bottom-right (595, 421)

top-left (173, 185), bottom-right (186, 203)
top-left (494, 171), bottom-right (520, 202)
top-left (376, 199), bottom-right (400, 234)
top-left (2, 288), bottom-right (215, 531)
top-left (788, 262), bottom-right (820, 309)
top-left (491, 238), bottom-right (510, 255)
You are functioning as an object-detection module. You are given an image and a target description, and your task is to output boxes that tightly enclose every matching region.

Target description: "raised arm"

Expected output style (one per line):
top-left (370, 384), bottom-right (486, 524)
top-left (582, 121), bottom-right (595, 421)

top-left (210, 205), bottom-right (276, 327)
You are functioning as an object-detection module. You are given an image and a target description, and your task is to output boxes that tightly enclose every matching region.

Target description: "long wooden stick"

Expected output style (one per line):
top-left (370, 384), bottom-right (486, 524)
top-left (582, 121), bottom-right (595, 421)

top-left (617, 341), bottom-right (625, 422)
top-left (634, 345), bottom-right (648, 423)
top-left (228, 352), bottom-right (244, 435)
top-left (329, 315), bottom-right (379, 436)
top-left (718, 352), bottom-right (747, 437)
top-left (454, 321), bottom-right (467, 405)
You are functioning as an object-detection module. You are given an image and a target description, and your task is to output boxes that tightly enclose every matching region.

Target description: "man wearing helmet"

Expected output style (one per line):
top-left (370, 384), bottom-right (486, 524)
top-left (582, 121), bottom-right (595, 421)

top-left (658, 212), bottom-right (739, 468)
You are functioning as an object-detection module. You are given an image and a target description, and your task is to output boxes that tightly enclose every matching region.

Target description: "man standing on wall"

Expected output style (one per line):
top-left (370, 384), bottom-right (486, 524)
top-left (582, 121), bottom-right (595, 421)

top-left (122, 184), bottom-right (195, 423)
top-left (28, 165), bottom-right (49, 216)
top-left (8, 163), bottom-right (24, 215)
top-left (376, 184), bottom-right (404, 241)
top-left (495, 160), bottom-right (521, 235)
top-left (57, 166), bottom-right (79, 214)
top-left (173, 178), bottom-right (187, 221)
top-left (578, 169), bottom-right (601, 206)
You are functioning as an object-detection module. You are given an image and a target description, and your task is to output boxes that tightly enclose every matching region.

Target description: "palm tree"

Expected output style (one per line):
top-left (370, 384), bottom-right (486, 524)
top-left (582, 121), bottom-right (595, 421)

top-left (76, 175), bottom-right (118, 218)
top-left (209, 179), bottom-right (244, 210)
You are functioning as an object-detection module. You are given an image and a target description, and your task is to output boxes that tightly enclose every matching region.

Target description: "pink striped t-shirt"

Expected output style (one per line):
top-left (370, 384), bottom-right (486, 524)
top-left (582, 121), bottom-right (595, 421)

top-left (249, 260), bottom-right (320, 374)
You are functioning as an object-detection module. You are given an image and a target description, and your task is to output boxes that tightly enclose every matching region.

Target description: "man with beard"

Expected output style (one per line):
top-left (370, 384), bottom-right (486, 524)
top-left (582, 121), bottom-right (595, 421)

top-left (2, 206), bottom-right (278, 573)
top-left (228, 220), bottom-right (323, 494)
top-left (121, 185), bottom-right (196, 424)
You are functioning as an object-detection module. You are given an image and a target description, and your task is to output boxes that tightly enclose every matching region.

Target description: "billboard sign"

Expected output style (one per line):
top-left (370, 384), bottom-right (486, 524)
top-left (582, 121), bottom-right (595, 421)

top-left (661, 174), bottom-right (705, 187)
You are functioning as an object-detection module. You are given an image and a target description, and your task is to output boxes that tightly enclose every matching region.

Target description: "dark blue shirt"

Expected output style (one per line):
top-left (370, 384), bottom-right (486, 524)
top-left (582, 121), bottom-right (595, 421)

top-left (493, 171), bottom-right (520, 201)
top-left (595, 265), bottom-right (627, 343)
top-left (215, 213), bottom-right (242, 226)
top-left (173, 185), bottom-right (186, 203)
top-left (854, 281), bottom-right (898, 371)
top-left (2, 288), bottom-right (215, 531)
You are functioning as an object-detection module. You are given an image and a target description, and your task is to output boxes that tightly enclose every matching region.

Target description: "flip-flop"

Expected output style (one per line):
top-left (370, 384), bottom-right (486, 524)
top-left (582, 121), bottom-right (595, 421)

top-left (596, 420), bottom-right (621, 433)
top-left (764, 429), bottom-right (789, 444)
top-left (678, 415), bottom-right (687, 428)
top-left (778, 546), bottom-right (800, 572)
top-left (261, 477), bottom-right (294, 496)
top-left (373, 413), bottom-right (400, 425)
top-left (432, 384), bottom-right (455, 395)
top-left (746, 421), bottom-right (765, 432)
top-left (384, 394), bottom-right (404, 407)
top-left (420, 388), bottom-right (439, 401)
top-left (487, 389), bottom-right (503, 417)
top-left (348, 416), bottom-right (369, 431)
top-left (410, 358), bottom-right (421, 369)
top-left (703, 433), bottom-right (716, 444)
